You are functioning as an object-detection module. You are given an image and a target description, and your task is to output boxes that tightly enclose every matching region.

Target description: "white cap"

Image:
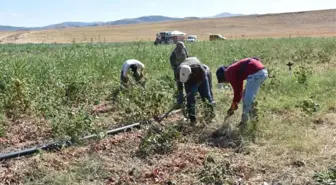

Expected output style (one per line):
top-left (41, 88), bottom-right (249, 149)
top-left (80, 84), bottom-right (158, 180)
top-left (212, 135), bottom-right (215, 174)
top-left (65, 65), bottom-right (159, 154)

top-left (179, 65), bottom-right (192, 83)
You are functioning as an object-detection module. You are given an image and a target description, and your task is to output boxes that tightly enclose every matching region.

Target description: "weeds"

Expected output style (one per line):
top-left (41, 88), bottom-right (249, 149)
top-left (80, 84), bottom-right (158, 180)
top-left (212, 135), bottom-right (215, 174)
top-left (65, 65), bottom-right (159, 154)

top-left (0, 110), bottom-right (4, 137)
top-left (198, 155), bottom-right (234, 184)
top-left (0, 123), bottom-right (4, 137)
top-left (0, 38), bottom-right (334, 139)
top-left (0, 37), bottom-right (335, 185)
top-left (113, 84), bottom-right (173, 124)
top-left (137, 125), bottom-right (181, 158)
top-left (291, 47), bottom-right (316, 64)
top-left (2, 78), bottom-right (31, 118)
top-left (263, 67), bottom-right (281, 93)
top-left (317, 50), bottom-right (332, 64)
top-left (296, 98), bottom-right (320, 115)
top-left (294, 65), bottom-right (313, 86)
top-left (64, 81), bottom-right (90, 104)
top-left (313, 167), bottom-right (336, 185)
top-left (51, 107), bottom-right (95, 141)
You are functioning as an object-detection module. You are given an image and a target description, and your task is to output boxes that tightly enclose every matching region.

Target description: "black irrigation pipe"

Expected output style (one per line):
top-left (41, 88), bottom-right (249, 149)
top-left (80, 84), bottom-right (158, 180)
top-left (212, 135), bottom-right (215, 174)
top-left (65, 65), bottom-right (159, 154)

top-left (0, 110), bottom-right (182, 161)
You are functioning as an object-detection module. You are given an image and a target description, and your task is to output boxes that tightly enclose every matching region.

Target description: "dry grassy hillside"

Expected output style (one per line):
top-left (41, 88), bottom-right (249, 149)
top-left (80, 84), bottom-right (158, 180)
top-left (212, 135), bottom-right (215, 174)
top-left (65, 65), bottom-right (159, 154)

top-left (0, 9), bottom-right (335, 44)
top-left (0, 31), bottom-right (15, 40)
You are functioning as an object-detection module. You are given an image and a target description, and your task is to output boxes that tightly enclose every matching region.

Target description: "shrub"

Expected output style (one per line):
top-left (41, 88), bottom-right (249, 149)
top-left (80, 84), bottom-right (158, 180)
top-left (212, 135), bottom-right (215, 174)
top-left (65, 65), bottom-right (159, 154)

top-left (294, 65), bottom-right (313, 86)
top-left (51, 107), bottom-right (95, 141)
top-left (198, 155), bottom-right (234, 185)
top-left (137, 125), bottom-right (181, 158)
top-left (2, 78), bottom-right (31, 118)
top-left (296, 98), bottom-right (320, 115)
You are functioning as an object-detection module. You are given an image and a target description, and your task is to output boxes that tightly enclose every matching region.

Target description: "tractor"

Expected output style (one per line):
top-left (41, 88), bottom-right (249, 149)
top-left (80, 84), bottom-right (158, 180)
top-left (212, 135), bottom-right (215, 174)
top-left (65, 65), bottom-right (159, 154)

top-left (154, 30), bottom-right (186, 45)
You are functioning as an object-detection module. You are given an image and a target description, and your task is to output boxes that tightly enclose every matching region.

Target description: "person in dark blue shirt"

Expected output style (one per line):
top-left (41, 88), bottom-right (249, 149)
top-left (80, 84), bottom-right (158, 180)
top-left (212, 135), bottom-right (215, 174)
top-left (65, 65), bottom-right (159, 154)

top-left (175, 57), bottom-right (215, 124)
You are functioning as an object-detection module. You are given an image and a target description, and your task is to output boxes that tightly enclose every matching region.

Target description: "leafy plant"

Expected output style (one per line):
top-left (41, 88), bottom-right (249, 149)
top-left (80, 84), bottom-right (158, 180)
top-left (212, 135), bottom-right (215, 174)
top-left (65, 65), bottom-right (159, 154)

top-left (51, 107), bottom-right (95, 141)
top-left (296, 98), bottom-right (320, 114)
top-left (113, 85), bottom-right (172, 123)
top-left (0, 120), bottom-right (4, 137)
top-left (294, 65), bottom-right (313, 86)
top-left (198, 155), bottom-right (234, 185)
top-left (313, 167), bottom-right (336, 185)
top-left (263, 67), bottom-right (281, 92)
top-left (317, 50), bottom-right (332, 64)
top-left (137, 125), bottom-right (181, 158)
top-left (3, 78), bottom-right (31, 118)
top-left (291, 47), bottom-right (316, 64)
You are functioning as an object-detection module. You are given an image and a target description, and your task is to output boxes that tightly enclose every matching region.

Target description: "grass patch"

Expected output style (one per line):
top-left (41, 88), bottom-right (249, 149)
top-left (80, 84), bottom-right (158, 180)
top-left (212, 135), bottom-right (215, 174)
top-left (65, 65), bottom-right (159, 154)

top-left (24, 155), bottom-right (111, 185)
top-left (313, 167), bottom-right (336, 185)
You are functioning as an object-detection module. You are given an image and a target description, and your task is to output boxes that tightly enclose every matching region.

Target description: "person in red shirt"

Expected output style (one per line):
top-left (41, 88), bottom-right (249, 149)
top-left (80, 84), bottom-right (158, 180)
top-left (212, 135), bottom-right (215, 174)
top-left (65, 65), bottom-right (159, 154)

top-left (215, 57), bottom-right (268, 126)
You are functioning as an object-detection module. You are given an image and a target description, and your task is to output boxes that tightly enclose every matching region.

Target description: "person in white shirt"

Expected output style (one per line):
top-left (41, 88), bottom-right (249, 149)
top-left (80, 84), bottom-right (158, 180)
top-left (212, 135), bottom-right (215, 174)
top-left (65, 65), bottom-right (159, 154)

top-left (120, 59), bottom-right (145, 87)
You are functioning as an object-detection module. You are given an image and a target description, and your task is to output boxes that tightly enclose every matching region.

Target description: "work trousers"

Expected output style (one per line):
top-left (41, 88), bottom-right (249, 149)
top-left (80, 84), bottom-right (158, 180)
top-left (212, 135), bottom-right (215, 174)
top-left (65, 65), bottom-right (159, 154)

top-left (241, 68), bottom-right (268, 123)
top-left (185, 72), bottom-right (214, 122)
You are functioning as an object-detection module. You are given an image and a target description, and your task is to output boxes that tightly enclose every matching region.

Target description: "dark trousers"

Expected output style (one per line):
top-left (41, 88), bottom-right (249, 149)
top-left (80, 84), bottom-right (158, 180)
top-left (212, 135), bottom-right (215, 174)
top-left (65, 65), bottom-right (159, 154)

top-left (185, 72), bottom-right (214, 122)
top-left (173, 67), bottom-right (184, 104)
top-left (176, 81), bottom-right (184, 104)
top-left (207, 71), bottom-right (214, 98)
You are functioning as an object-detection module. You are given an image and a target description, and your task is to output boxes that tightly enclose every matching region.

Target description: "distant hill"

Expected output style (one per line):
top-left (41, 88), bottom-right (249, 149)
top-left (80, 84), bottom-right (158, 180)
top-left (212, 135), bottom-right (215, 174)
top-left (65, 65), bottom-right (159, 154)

top-left (42, 21), bottom-right (104, 29)
top-left (212, 12), bottom-right (245, 18)
top-left (0, 25), bottom-right (27, 31)
top-left (0, 13), bottom-right (244, 31)
top-left (105, 15), bottom-right (183, 25)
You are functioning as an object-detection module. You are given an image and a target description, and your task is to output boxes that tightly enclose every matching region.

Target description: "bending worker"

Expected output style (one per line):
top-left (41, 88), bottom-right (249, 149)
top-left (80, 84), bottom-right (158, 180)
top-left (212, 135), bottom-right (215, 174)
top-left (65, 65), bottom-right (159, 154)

top-left (216, 57), bottom-right (268, 126)
top-left (120, 59), bottom-right (145, 87)
top-left (170, 41), bottom-right (189, 106)
top-left (175, 57), bottom-right (215, 124)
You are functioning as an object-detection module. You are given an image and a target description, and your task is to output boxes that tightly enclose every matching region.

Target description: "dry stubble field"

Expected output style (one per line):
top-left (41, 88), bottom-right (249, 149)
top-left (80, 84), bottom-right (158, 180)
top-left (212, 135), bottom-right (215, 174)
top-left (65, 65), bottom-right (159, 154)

top-left (0, 9), bottom-right (335, 44)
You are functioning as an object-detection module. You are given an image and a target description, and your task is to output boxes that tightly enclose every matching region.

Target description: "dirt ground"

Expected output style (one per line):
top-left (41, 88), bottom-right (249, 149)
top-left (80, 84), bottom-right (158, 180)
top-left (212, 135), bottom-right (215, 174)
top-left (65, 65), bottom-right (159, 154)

top-left (1, 107), bottom-right (336, 184)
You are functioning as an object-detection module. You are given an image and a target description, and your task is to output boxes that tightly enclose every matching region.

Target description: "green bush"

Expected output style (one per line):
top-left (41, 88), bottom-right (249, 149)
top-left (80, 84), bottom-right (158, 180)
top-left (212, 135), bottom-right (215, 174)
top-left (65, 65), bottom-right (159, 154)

top-left (294, 65), bottom-right (313, 86)
top-left (51, 107), bottom-right (95, 141)
top-left (296, 98), bottom-right (320, 114)
top-left (2, 78), bottom-right (31, 118)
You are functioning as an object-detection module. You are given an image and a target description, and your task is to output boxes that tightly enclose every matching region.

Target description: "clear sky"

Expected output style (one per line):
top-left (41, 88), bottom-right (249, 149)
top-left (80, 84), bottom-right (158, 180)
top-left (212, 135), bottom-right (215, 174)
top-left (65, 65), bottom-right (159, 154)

top-left (1, 0), bottom-right (335, 27)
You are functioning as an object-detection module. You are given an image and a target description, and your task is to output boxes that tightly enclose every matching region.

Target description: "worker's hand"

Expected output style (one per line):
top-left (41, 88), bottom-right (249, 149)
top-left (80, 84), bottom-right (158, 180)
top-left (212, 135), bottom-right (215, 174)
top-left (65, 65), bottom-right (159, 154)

top-left (230, 102), bottom-right (238, 110)
top-left (227, 102), bottom-right (238, 116)
top-left (227, 108), bottom-right (234, 116)
top-left (121, 76), bottom-right (129, 83)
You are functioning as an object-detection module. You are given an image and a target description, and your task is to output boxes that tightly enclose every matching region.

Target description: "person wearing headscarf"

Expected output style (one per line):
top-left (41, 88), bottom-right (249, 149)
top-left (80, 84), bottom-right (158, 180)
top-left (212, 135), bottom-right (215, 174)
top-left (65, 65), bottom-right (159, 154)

top-left (120, 59), bottom-right (145, 87)
top-left (175, 57), bottom-right (215, 124)
top-left (170, 41), bottom-right (189, 106)
top-left (216, 57), bottom-right (268, 127)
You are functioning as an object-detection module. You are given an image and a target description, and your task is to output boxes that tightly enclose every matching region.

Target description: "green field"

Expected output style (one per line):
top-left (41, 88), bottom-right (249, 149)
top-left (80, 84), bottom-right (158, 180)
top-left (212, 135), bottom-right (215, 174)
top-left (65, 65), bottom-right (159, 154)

top-left (0, 38), bottom-right (336, 184)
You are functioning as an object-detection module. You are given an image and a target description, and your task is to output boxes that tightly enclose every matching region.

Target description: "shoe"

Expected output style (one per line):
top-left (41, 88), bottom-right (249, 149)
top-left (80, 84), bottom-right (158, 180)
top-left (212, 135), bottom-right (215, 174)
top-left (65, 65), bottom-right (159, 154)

top-left (238, 121), bottom-right (247, 130)
top-left (211, 101), bottom-right (216, 107)
top-left (190, 117), bottom-right (196, 126)
top-left (173, 103), bottom-right (183, 110)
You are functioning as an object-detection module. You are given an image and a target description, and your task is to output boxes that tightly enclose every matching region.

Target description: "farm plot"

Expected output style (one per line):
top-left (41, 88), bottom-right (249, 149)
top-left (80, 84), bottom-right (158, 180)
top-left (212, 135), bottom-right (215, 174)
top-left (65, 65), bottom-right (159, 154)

top-left (0, 38), bottom-right (336, 184)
